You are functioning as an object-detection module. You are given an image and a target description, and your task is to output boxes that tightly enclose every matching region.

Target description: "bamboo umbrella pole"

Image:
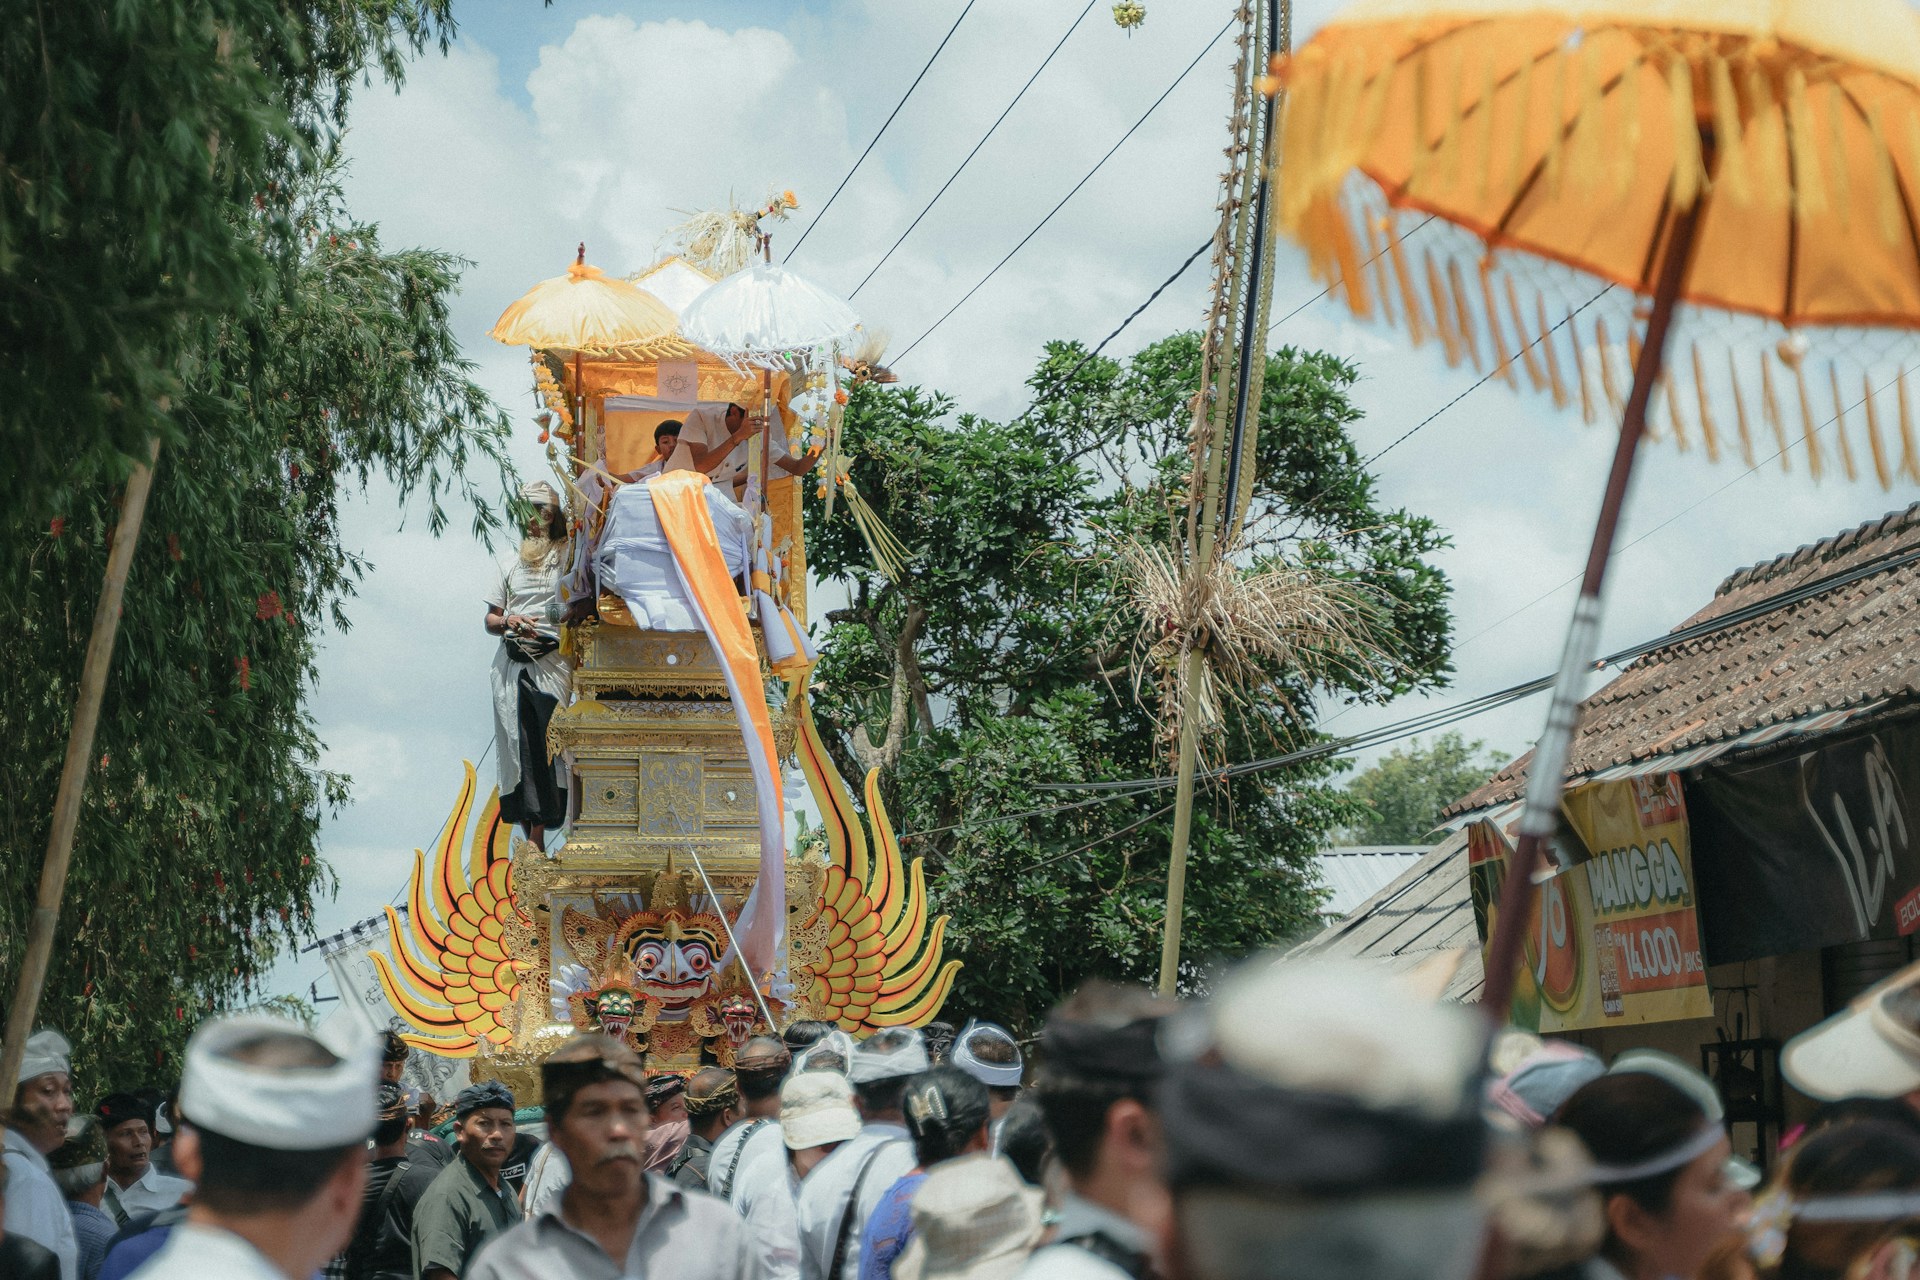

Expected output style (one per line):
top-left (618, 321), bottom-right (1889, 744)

top-left (1479, 169), bottom-right (1708, 1023)
top-left (1, 439), bottom-right (162, 1093)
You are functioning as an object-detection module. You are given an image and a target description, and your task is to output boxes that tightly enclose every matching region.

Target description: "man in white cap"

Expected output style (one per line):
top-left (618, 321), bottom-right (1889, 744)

top-left (795, 1028), bottom-right (926, 1280)
top-left (132, 1012), bottom-right (381, 1280)
top-left (484, 479), bottom-right (571, 851)
top-left (734, 1070), bottom-right (864, 1280)
top-left (1784, 956), bottom-right (1920, 1105)
top-left (6, 1028), bottom-right (79, 1280)
top-left (951, 1022), bottom-right (1024, 1151)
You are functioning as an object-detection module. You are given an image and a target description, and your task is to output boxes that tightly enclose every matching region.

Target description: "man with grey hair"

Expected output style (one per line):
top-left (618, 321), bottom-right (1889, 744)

top-left (5, 1028), bottom-right (79, 1280)
top-left (1158, 960), bottom-right (1490, 1280)
top-left (46, 1118), bottom-right (112, 1280)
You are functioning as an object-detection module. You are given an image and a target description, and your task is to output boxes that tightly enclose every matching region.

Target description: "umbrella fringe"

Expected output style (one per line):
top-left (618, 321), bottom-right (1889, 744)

top-left (1479, 259), bottom-right (1517, 388)
top-left (1900, 371), bottom-right (1920, 484)
top-left (1447, 257), bottom-right (1483, 371)
top-left (1425, 249), bottom-right (1464, 366)
top-left (1595, 319), bottom-right (1625, 425)
top-left (1864, 372), bottom-right (1894, 489)
top-left (1709, 56), bottom-right (1750, 206)
top-left (1728, 349), bottom-right (1757, 468)
top-left (1363, 215), bottom-right (1397, 327)
top-left (1509, 276), bottom-right (1547, 393)
top-left (1570, 311), bottom-right (1597, 425)
top-left (1761, 353), bottom-right (1793, 474)
top-left (1660, 371), bottom-right (1688, 452)
top-left (1828, 363), bottom-right (1860, 483)
top-left (1692, 343), bottom-right (1721, 464)
top-left (1386, 217), bottom-right (1428, 345)
top-left (1539, 294), bottom-right (1572, 409)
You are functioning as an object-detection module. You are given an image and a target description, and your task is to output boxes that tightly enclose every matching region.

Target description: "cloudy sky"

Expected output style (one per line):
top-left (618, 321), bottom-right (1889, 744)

top-left (271, 0), bottom-right (1919, 1002)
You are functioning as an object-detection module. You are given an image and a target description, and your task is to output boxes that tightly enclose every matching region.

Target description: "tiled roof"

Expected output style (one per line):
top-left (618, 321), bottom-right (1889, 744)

top-left (1448, 503), bottom-right (1920, 816)
top-left (1290, 830), bottom-right (1483, 1003)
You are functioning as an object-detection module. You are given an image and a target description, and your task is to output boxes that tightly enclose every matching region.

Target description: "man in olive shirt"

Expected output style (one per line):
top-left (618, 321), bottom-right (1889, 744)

top-left (411, 1083), bottom-right (520, 1280)
top-left (466, 1036), bottom-right (756, 1280)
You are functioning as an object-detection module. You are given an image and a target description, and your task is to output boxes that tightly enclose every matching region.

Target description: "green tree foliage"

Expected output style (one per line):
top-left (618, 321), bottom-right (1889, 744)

top-left (0, 3), bottom-right (513, 1098)
top-left (1342, 733), bottom-right (1505, 845)
top-left (805, 335), bottom-right (1454, 1025)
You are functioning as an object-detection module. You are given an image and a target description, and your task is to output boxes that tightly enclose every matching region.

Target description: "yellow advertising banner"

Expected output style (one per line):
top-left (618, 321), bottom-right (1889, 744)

top-left (1468, 774), bottom-right (1713, 1032)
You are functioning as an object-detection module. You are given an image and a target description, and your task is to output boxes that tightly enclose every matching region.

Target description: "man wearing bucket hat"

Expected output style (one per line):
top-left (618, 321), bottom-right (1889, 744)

top-left (735, 1070), bottom-right (865, 1280)
top-left (5, 1028), bottom-right (79, 1280)
top-left (797, 1029), bottom-right (928, 1280)
top-left (1784, 956), bottom-right (1920, 1104)
top-left (893, 1155), bottom-right (1042, 1280)
top-left (1157, 960), bottom-right (1490, 1280)
top-left (132, 1013), bottom-right (383, 1280)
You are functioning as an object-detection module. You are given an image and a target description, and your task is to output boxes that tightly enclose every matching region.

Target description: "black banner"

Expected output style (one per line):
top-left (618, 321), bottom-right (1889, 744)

top-left (1690, 718), bottom-right (1920, 964)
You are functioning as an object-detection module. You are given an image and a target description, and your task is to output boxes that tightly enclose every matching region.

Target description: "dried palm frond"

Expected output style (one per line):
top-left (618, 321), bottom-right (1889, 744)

top-left (657, 191), bottom-right (794, 278)
top-left (1118, 534), bottom-right (1389, 758)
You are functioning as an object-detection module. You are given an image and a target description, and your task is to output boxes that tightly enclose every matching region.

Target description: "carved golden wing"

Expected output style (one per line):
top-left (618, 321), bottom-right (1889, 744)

top-left (794, 690), bottom-right (960, 1032)
top-left (370, 762), bottom-right (526, 1056)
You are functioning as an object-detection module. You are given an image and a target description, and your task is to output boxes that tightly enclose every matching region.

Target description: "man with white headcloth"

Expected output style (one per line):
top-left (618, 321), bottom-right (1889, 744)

top-left (794, 1029), bottom-right (926, 1280)
top-left (131, 1013), bottom-right (380, 1280)
top-left (5, 1029), bottom-right (78, 1280)
top-left (951, 1022), bottom-right (1024, 1150)
top-left (1157, 960), bottom-right (1490, 1280)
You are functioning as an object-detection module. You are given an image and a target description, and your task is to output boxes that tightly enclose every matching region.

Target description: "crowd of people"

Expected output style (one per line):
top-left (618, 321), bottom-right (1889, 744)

top-left (11, 953), bottom-right (1920, 1280)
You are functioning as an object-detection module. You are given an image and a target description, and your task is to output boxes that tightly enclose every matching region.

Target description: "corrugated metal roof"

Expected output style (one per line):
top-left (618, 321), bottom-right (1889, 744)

top-left (1291, 830), bottom-right (1483, 1003)
top-left (1450, 503), bottom-right (1920, 816)
top-left (1315, 845), bottom-right (1433, 917)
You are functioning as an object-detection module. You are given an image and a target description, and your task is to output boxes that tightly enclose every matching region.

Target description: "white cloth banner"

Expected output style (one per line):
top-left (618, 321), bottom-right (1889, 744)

top-left (322, 926), bottom-right (471, 1102)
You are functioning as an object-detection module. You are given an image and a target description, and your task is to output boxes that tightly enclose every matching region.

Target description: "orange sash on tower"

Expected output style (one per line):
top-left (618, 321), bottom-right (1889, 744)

top-left (646, 469), bottom-right (785, 982)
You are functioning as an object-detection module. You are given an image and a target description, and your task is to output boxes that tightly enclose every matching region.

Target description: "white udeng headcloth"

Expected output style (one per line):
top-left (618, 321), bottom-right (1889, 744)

top-left (179, 1014), bottom-right (379, 1151)
top-left (951, 1020), bottom-right (1024, 1088)
top-left (15, 1029), bottom-right (71, 1087)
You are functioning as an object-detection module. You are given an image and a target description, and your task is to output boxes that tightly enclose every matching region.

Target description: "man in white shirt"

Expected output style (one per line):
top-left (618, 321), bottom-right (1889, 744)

top-left (132, 1013), bottom-right (379, 1280)
top-left (793, 1030), bottom-right (927, 1280)
top-left (734, 1070), bottom-right (862, 1280)
top-left (707, 1038), bottom-right (790, 1203)
top-left (93, 1093), bottom-right (189, 1227)
top-left (5, 1030), bottom-right (78, 1280)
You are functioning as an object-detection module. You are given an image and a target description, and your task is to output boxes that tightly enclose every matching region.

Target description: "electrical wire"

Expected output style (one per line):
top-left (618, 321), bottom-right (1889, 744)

top-left (896, 537), bottom-right (1920, 840)
top-left (849, 0), bottom-right (1100, 299)
top-left (1007, 236), bottom-right (1215, 425)
top-left (892, 13), bottom-right (1238, 366)
top-left (784, 0), bottom-right (981, 263)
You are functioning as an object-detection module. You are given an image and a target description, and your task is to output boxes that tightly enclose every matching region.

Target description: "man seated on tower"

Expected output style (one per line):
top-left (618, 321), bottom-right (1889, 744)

top-left (564, 442), bottom-right (752, 630)
top-left (680, 403), bottom-right (819, 500)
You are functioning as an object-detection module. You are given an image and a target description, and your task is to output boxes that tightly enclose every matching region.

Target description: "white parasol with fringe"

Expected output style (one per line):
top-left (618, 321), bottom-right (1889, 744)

top-left (678, 264), bottom-right (862, 368)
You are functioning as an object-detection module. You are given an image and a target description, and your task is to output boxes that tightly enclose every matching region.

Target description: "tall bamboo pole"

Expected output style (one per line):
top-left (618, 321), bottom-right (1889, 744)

top-left (1, 441), bottom-right (163, 1093)
top-left (1158, 0), bottom-right (1279, 996)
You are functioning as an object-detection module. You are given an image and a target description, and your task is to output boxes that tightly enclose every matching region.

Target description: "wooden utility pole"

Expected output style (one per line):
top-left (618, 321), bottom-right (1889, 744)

top-left (1158, 0), bottom-right (1287, 996)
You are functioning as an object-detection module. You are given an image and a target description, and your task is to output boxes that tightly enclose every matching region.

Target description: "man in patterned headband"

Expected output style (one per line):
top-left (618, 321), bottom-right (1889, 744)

top-left (412, 1082), bottom-right (520, 1280)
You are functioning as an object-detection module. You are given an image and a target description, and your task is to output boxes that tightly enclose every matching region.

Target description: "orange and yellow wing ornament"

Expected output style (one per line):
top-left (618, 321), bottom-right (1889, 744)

top-left (370, 762), bottom-right (527, 1056)
top-left (794, 692), bottom-right (960, 1033)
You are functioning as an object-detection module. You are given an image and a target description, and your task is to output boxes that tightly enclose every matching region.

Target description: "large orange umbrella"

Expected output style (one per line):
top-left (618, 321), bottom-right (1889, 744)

top-left (1272, 0), bottom-right (1920, 1019)
top-left (489, 244), bottom-right (683, 356)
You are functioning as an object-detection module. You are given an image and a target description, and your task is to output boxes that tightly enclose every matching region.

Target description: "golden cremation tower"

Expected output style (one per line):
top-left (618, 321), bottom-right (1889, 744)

top-left (370, 239), bottom-right (957, 1094)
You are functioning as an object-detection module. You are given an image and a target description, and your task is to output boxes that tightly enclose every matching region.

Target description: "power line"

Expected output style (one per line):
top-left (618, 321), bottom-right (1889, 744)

top-left (895, 538), bottom-right (1920, 839)
top-left (784, 0), bottom-right (980, 263)
top-left (1009, 236), bottom-right (1214, 425)
top-left (893, 13), bottom-right (1238, 366)
top-left (850, 0), bottom-right (1100, 299)
top-left (1452, 371), bottom-right (1906, 651)
top-left (1362, 283), bottom-right (1614, 468)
